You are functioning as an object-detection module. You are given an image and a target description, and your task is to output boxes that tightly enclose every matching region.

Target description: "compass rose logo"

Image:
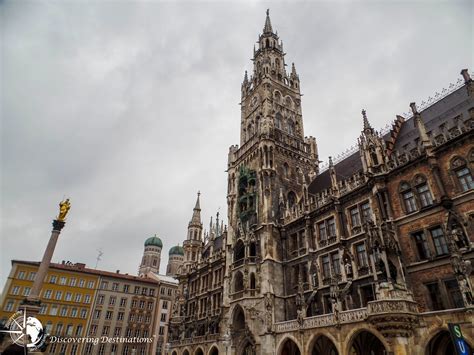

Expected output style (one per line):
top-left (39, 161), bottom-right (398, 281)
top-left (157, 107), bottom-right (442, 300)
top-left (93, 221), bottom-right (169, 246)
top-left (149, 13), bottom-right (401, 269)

top-left (1, 310), bottom-right (45, 350)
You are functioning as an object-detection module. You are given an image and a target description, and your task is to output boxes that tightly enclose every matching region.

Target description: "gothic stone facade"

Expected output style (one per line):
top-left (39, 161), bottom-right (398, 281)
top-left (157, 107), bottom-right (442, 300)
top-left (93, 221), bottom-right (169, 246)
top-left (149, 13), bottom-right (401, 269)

top-left (169, 11), bottom-right (474, 355)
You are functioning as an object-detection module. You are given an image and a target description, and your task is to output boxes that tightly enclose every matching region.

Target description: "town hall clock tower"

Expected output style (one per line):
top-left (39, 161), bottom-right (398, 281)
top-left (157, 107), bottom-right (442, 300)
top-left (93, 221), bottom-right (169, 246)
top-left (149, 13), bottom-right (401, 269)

top-left (223, 10), bottom-right (319, 354)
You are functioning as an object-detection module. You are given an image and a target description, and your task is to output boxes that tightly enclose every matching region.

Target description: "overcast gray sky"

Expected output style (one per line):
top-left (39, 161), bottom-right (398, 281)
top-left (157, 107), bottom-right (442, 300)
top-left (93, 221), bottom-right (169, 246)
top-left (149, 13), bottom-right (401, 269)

top-left (1, 0), bottom-right (472, 288)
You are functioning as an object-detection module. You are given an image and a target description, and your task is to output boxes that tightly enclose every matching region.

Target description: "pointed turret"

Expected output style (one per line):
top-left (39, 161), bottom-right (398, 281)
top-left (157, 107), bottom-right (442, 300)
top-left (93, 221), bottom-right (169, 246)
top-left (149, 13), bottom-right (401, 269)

top-left (362, 109), bottom-right (373, 132)
top-left (189, 191), bottom-right (202, 226)
top-left (263, 9), bottom-right (273, 34)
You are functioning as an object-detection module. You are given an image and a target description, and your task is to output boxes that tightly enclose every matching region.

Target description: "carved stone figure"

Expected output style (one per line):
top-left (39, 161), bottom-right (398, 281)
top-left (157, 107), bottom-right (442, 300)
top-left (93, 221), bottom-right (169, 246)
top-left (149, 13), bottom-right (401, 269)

top-left (57, 198), bottom-right (71, 221)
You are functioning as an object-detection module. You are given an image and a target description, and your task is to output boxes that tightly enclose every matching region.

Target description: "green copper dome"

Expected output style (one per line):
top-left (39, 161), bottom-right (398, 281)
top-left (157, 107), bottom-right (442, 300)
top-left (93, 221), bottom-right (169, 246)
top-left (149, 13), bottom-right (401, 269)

top-left (144, 235), bottom-right (163, 248)
top-left (169, 245), bottom-right (184, 256)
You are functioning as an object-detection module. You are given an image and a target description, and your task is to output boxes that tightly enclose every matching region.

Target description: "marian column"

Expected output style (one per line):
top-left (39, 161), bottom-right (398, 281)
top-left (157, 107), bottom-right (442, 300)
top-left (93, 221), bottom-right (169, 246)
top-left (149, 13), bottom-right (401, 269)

top-left (22, 199), bottom-right (71, 313)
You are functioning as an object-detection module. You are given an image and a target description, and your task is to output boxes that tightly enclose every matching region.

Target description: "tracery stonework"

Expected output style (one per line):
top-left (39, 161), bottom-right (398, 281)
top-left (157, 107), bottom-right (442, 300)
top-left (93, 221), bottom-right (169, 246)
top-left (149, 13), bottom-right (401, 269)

top-left (169, 10), bottom-right (474, 355)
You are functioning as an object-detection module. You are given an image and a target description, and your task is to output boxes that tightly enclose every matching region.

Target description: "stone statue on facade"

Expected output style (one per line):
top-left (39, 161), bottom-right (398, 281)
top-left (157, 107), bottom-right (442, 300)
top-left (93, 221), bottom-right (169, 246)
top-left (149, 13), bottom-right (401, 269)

top-left (264, 293), bottom-right (273, 332)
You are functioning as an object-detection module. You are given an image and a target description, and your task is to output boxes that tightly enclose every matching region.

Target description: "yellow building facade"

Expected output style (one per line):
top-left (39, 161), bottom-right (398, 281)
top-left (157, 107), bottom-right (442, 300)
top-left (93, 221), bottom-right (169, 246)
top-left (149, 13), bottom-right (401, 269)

top-left (0, 260), bottom-right (100, 354)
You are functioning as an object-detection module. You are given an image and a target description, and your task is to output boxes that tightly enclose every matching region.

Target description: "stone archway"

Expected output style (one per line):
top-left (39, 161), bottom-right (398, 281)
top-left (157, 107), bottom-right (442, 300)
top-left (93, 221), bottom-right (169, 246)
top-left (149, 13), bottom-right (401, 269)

top-left (279, 338), bottom-right (301, 355)
top-left (194, 347), bottom-right (204, 355)
top-left (349, 330), bottom-right (387, 355)
top-left (311, 335), bottom-right (338, 355)
top-left (426, 330), bottom-right (471, 355)
top-left (183, 350), bottom-right (190, 355)
top-left (208, 345), bottom-right (219, 355)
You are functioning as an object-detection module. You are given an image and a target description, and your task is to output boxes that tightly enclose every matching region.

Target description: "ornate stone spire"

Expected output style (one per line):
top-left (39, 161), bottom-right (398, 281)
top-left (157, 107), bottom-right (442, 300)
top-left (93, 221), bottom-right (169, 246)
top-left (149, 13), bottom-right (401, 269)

top-left (263, 9), bottom-right (273, 34)
top-left (189, 191), bottom-right (202, 226)
top-left (362, 109), bottom-right (373, 131)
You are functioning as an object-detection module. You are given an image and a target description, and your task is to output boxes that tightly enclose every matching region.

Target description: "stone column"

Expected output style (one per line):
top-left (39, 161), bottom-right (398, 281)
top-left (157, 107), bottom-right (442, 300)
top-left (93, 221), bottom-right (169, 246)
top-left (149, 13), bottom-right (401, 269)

top-left (28, 219), bottom-right (65, 302)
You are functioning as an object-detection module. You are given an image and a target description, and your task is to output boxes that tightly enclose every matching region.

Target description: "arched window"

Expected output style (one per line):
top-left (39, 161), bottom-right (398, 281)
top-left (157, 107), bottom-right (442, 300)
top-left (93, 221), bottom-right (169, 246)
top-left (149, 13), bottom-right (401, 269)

top-left (283, 162), bottom-right (289, 179)
top-left (275, 58), bottom-right (280, 69)
top-left (275, 113), bottom-right (282, 129)
top-left (234, 239), bottom-right (245, 262)
top-left (234, 271), bottom-right (244, 292)
top-left (249, 273), bottom-right (256, 289)
top-left (413, 175), bottom-right (433, 207)
top-left (399, 182), bottom-right (417, 214)
top-left (288, 191), bottom-right (297, 208)
top-left (288, 120), bottom-right (295, 135)
top-left (451, 156), bottom-right (474, 192)
top-left (249, 242), bottom-right (256, 257)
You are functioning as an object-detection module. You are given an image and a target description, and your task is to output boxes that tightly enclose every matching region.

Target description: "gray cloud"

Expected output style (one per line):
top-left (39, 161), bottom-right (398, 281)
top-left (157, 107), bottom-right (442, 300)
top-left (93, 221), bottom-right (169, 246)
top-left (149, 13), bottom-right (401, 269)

top-left (1, 0), bottom-right (472, 285)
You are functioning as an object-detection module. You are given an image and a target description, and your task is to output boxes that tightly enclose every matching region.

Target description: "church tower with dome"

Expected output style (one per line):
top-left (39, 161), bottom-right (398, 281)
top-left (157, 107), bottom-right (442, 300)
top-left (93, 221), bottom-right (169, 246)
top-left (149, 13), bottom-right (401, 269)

top-left (167, 245), bottom-right (184, 277)
top-left (138, 234), bottom-right (163, 276)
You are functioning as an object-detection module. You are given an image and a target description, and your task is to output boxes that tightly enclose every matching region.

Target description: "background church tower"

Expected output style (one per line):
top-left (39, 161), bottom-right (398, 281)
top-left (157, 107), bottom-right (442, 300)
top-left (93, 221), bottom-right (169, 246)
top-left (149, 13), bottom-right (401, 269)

top-left (183, 192), bottom-right (203, 267)
top-left (224, 10), bottom-right (320, 353)
top-left (138, 235), bottom-right (162, 276)
top-left (166, 245), bottom-right (184, 277)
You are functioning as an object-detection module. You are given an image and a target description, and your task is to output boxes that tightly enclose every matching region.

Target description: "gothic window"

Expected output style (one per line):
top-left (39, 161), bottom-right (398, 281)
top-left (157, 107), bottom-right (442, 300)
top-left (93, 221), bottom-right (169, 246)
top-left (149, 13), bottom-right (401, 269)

top-left (330, 252), bottom-right (340, 275)
top-left (249, 242), bottom-right (256, 257)
top-left (275, 112), bottom-right (282, 130)
top-left (411, 231), bottom-right (431, 260)
top-left (425, 282), bottom-right (444, 310)
top-left (275, 58), bottom-right (280, 69)
top-left (360, 201), bottom-right (372, 223)
top-left (288, 191), bottom-right (297, 208)
top-left (288, 120), bottom-right (295, 135)
top-left (400, 182), bottom-right (417, 213)
top-left (430, 227), bottom-right (448, 256)
top-left (321, 255), bottom-right (330, 279)
top-left (234, 239), bottom-right (245, 262)
top-left (317, 222), bottom-right (327, 242)
top-left (349, 206), bottom-right (361, 227)
top-left (283, 162), bottom-right (289, 178)
top-left (451, 156), bottom-right (474, 192)
top-left (234, 271), bottom-right (244, 292)
top-left (414, 175), bottom-right (434, 207)
top-left (444, 279), bottom-right (464, 308)
top-left (249, 273), bottom-right (256, 289)
top-left (355, 243), bottom-right (368, 267)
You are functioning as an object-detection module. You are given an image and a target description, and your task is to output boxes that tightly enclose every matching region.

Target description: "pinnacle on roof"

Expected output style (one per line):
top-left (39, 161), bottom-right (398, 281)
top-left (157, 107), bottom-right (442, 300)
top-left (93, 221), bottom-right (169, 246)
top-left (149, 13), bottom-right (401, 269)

top-left (189, 191), bottom-right (202, 226)
top-left (362, 109), bottom-right (373, 131)
top-left (263, 9), bottom-right (273, 34)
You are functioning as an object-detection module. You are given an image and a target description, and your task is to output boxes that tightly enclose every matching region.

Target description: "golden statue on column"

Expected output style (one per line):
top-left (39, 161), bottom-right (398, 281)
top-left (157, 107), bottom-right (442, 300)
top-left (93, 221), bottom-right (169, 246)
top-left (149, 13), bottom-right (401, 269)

top-left (57, 198), bottom-right (71, 221)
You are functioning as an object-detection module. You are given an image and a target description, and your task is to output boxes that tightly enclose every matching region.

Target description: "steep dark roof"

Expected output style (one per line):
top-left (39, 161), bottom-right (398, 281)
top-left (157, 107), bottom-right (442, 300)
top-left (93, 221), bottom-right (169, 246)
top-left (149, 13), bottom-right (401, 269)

top-left (308, 152), bottom-right (362, 194)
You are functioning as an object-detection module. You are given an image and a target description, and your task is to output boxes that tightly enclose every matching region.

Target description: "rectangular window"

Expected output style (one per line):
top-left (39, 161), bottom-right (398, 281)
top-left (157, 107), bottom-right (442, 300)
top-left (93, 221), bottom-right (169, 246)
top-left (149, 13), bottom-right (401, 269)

top-left (94, 310), bottom-right (101, 319)
top-left (132, 300), bottom-right (138, 308)
top-left (69, 278), bottom-right (77, 287)
top-left (147, 302), bottom-right (153, 310)
top-left (65, 292), bottom-right (72, 301)
top-left (430, 227), bottom-right (448, 256)
top-left (100, 281), bottom-right (108, 290)
top-left (55, 291), bottom-right (62, 300)
top-left (360, 284), bottom-right (375, 307)
top-left (134, 286), bottom-right (140, 294)
top-left (84, 294), bottom-right (91, 303)
top-left (322, 255), bottom-right (330, 279)
top-left (102, 326), bottom-right (110, 336)
top-left (23, 287), bottom-right (31, 296)
top-left (149, 288), bottom-right (155, 297)
top-left (80, 309), bottom-right (87, 318)
top-left (49, 305), bottom-right (58, 316)
top-left (456, 167), bottom-right (474, 191)
top-left (60, 277), bottom-right (67, 285)
top-left (75, 325), bottom-right (83, 336)
top-left (426, 282), bottom-right (444, 310)
top-left (141, 287), bottom-right (148, 295)
top-left (17, 271), bottom-right (26, 280)
top-left (5, 300), bottom-right (14, 312)
top-left (318, 222), bottom-right (327, 242)
top-left (11, 286), bottom-right (20, 295)
top-left (159, 326), bottom-right (164, 335)
top-left (74, 293), bottom-right (82, 302)
top-left (79, 279), bottom-right (85, 288)
top-left (350, 206), bottom-right (361, 227)
top-left (89, 325), bottom-right (97, 336)
top-left (106, 311), bottom-right (113, 320)
top-left (417, 184), bottom-right (433, 207)
top-left (412, 231), bottom-right (431, 260)
top-left (160, 313), bottom-right (167, 322)
top-left (112, 283), bottom-right (119, 291)
top-left (49, 275), bottom-right (57, 283)
top-left (162, 300), bottom-right (168, 309)
top-left (444, 279), bottom-right (464, 309)
top-left (28, 272), bottom-right (36, 281)
top-left (44, 290), bottom-right (52, 299)
top-left (355, 243), bottom-right (368, 267)
top-left (87, 281), bottom-right (95, 289)
top-left (361, 202), bottom-right (372, 223)
top-left (117, 312), bottom-right (124, 321)
top-left (109, 296), bottom-right (116, 306)
top-left (403, 190), bottom-right (417, 213)
top-left (60, 307), bottom-right (68, 317)
top-left (331, 252), bottom-right (341, 275)
top-left (123, 284), bottom-right (130, 293)
top-left (114, 327), bottom-right (122, 336)
top-left (327, 218), bottom-right (336, 237)
top-left (71, 308), bottom-right (78, 317)
top-left (139, 300), bottom-right (145, 309)
top-left (120, 298), bottom-right (127, 307)
top-left (98, 295), bottom-right (105, 305)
